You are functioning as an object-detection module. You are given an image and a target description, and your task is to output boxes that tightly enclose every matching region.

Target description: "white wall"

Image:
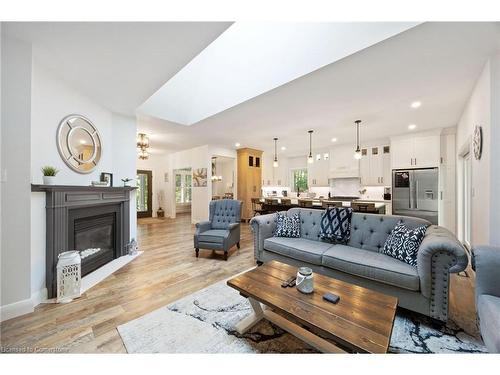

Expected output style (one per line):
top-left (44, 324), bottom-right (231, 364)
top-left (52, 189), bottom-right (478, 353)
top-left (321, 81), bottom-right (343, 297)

top-left (456, 61), bottom-right (491, 246)
top-left (489, 53), bottom-right (500, 246)
top-left (1, 33), bottom-right (33, 319)
top-left (1, 35), bottom-right (138, 319)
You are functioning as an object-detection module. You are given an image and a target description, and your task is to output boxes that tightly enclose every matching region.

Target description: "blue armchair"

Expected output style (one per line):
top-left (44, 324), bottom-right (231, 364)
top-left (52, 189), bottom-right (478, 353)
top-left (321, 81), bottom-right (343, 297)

top-left (194, 199), bottom-right (242, 261)
top-left (472, 246), bottom-right (500, 353)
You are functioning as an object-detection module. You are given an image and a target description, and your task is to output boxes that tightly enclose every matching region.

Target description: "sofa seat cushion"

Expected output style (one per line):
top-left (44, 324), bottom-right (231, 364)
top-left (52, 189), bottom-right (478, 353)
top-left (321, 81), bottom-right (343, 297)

top-left (478, 294), bottom-right (500, 353)
top-left (264, 237), bottom-right (333, 265)
top-left (321, 245), bottom-right (420, 291)
top-left (197, 229), bottom-right (227, 244)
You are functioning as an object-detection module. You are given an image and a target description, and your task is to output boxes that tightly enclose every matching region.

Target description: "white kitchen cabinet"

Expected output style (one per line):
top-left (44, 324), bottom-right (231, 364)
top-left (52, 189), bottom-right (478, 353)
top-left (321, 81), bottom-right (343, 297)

top-left (329, 144), bottom-right (360, 178)
top-left (261, 152), bottom-right (288, 186)
top-left (414, 136), bottom-right (441, 168)
top-left (438, 132), bottom-right (456, 234)
top-left (391, 134), bottom-right (440, 169)
top-left (391, 137), bottom-right (415, 169)
top-left (308, 153), bottom-right (329, 187)
top-left (360, 145), bottom-right (390, 186)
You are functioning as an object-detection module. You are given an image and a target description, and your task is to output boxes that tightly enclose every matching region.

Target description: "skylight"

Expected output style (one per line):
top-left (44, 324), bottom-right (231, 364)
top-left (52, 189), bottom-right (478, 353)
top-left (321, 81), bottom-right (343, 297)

top-left (138, 22), bottom-right (419, 125)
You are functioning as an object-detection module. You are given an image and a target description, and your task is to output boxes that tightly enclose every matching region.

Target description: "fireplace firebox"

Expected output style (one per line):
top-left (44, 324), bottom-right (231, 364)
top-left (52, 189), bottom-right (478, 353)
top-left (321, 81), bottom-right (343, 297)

top-left (32, 184), bottom-right (136, 299)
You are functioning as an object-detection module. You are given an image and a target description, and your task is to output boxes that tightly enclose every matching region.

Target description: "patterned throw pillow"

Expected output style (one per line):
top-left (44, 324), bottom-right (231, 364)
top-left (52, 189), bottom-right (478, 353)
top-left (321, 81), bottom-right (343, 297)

top-left (274, 212), bottom-right (301, 238)
top-left (381, 221), bottom-right (428, 267)
top-left (319, 207), bottom-right (353, 243)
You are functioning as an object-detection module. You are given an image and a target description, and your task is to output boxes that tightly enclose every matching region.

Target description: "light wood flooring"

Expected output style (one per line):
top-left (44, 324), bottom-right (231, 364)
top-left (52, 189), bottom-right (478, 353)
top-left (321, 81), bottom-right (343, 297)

top-left (0, 214), bottom-right (478, 353)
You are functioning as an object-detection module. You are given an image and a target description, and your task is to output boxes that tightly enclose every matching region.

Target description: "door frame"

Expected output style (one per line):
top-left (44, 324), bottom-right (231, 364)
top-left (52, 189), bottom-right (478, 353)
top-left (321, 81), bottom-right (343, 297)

top-left (137, 169), bottom-right (153, 218)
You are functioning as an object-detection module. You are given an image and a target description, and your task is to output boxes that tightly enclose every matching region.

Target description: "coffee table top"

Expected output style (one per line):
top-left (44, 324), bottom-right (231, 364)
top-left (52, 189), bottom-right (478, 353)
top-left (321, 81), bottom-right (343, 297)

top-left (227, 260), bottom-right (398, 353)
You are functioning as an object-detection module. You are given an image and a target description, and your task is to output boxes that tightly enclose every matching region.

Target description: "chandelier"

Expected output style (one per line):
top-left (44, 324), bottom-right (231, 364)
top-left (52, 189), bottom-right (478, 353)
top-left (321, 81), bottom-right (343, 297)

top-left (137, 133), bottom-right (150, 160)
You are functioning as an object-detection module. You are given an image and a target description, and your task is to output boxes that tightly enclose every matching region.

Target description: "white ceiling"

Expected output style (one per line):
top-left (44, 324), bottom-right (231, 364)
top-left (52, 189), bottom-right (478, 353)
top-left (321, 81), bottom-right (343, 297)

top-left (4, 22), bottom-right (232, 115)
top-left (138, 22), bottom-right (418, 125)
top-left (137, 22), bottom-right (500, 156)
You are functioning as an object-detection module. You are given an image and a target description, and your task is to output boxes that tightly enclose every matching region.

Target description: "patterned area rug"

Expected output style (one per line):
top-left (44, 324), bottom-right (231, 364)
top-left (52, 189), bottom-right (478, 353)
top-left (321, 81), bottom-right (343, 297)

top-left (117, 279), bottom-right (486, 353)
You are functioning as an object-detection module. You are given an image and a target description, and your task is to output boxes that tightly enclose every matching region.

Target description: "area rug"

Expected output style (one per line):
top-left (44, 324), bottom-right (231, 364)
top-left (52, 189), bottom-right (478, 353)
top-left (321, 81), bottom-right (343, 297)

top-left (117, 279), bottom-right (486, 354)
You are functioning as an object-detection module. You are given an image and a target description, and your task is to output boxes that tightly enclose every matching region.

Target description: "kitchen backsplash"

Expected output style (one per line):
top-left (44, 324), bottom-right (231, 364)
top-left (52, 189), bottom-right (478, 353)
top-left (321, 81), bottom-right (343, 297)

top-left (329, 178), bottom-right (361, 196)
top-left (359, 186), bottom-right (386, 200)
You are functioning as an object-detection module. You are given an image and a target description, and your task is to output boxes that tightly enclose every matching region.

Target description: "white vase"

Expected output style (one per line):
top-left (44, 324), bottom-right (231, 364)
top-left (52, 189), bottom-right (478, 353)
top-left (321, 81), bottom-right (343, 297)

top-left (43, 176), bottom-right (56, 185)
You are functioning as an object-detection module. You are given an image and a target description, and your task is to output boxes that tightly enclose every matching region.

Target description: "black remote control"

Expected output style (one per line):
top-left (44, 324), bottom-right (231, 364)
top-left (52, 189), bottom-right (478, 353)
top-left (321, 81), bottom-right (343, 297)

top-left (323, 293), bottom-right (340, 304)
top-left (282, 276), bottom-right (296, 288)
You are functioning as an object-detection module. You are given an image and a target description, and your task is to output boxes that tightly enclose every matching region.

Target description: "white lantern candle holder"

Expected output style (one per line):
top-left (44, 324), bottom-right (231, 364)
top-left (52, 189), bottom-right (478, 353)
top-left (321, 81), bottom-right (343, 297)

top-left (57, 251), bottom-right (82, 303)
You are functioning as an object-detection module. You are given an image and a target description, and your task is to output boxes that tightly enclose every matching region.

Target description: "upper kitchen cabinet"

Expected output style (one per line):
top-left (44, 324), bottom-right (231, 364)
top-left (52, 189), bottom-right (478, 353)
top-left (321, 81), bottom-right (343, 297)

top-left (391, 132), bottom-right (441, 169)
top-left (261, 152), bottom-right (288, 186)
top-left (360, 145), bottom-right (391, 186)
top-left (308, 151), bottom-right (330, 187)
top-left (329, 144), bottom-right (360, 178)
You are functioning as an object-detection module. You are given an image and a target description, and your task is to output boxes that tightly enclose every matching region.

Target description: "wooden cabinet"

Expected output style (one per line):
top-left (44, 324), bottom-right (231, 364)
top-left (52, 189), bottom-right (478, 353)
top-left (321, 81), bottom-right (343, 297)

top-left (360, 145), bottom-right (391, 186)
top-left (237, 148), bottom-right (263, 221)
top-left (391, 134), bottom-right (440, 169)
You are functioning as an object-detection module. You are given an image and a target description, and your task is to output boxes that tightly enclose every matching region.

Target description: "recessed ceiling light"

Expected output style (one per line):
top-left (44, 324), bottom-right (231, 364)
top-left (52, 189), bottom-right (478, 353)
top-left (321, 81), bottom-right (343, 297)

top-left (281, 146), bottom-right (286, 151)
top-left (410, 101), bottom-right (421, 109)
top-left (331, 137), bottom-right (337, 142)
top-left (408, 124), bottom-right (417, 130)
top-left (235, 142), bottom-right (241, 147)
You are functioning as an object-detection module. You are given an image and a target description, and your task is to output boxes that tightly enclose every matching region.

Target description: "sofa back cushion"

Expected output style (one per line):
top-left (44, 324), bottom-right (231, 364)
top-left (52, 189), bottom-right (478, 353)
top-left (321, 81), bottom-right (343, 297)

top-left (210, 199), bottom-right (242, 229)
top-left (348, 213), bottom-right (430, 252)
top-left (288, 208), bottom-right (324, 241)
top-left (286, 208), bottom-right (431, 251)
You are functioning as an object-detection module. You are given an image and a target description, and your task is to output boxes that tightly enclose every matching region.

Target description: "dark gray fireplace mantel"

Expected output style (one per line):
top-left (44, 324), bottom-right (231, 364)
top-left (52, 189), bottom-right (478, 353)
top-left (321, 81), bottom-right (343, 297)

top-left (32, 184), bottom-right (137, 298)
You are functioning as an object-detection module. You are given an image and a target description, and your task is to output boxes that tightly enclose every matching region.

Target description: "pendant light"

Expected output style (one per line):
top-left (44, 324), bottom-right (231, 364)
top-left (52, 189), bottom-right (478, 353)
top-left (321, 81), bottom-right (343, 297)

top-left (353, 120), bottom-right (362, 160)
top-left (307, 130), bottom-right (314, 164)
top-left (273, 137), bottom-right (279, 168)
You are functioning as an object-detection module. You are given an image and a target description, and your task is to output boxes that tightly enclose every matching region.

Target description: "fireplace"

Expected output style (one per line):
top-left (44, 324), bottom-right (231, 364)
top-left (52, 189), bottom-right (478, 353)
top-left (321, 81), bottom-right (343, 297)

top-left (69, 206), bottom-right (120, 277)
top-left (32, 184), bottom-right (136, 298)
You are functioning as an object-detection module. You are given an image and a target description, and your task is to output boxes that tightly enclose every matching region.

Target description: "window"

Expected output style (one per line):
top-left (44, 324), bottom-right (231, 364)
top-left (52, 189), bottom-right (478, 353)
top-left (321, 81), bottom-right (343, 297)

top-left (291, 168), bottom-right (308, 192)
top-left (462, 153), bottom-right (472, 247)
top-left (175, 169), bottom-right (192, 204)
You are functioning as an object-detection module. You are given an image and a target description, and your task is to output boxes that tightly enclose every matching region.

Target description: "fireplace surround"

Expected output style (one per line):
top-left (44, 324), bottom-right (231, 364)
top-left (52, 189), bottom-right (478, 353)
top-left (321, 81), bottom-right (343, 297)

top-left (32, 184), bottom-right (136, 298)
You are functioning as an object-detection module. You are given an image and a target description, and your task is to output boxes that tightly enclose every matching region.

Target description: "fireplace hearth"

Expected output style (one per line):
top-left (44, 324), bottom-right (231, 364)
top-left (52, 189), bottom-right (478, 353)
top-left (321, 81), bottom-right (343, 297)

top-left (32, 184), bottom-right (136, 298)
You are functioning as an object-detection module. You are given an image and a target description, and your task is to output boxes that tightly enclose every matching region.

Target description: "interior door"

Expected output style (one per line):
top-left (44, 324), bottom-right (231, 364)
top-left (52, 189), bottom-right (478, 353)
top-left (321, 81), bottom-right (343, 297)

top-left (137, 170), bottom-right (153, 218)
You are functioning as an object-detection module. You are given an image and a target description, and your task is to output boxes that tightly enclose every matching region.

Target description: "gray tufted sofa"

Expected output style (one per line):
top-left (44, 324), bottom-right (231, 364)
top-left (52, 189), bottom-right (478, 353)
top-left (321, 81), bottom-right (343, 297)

top-left (250, 208), bottom-right (468, 321)
top-left (472, 246), bottom-right (500, 353)
top-left (194, 199), bottom-right (242, 261)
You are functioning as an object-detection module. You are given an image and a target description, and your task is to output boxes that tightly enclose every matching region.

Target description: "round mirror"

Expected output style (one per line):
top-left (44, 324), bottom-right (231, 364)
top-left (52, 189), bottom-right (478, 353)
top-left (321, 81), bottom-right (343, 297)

top-left (57, 115), bottom-right (102, 173)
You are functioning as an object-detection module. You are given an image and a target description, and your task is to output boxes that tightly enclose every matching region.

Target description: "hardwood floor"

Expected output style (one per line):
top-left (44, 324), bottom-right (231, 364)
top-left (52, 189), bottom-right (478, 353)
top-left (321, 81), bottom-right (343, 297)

top-left (0, 214), bottom-right (255, 353)
top-left (0, 214), bottom-right (479, 353)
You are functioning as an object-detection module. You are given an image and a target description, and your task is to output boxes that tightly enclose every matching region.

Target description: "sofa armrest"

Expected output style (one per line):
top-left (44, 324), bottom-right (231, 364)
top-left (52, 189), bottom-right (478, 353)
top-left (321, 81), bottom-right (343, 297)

top-left (416, 225), bottom-right (468, 321)
top-left (195, 220), bottom-right (212, 234)
top-left (228, 222), bottom-right (240, 231)
top-left (250, 213), bottom-right (277, 261)
top-left (473, 246), bottom-right (500, 299)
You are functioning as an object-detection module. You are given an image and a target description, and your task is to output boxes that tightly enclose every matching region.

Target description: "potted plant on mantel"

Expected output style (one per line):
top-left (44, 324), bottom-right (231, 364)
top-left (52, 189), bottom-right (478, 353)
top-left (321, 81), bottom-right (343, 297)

top-left (41, 166), bottom-right (59, 185)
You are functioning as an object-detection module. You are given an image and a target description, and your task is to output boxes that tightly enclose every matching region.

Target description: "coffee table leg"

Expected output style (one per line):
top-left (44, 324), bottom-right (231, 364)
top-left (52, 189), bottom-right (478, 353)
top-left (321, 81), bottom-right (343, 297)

top-left (235, 298), bottom-right (264, 334)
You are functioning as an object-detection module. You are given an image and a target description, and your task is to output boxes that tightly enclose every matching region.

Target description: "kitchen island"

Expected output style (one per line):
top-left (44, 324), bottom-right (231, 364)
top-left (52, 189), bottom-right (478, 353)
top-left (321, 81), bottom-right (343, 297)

top-left (256, 197), bottom-right (389, 215)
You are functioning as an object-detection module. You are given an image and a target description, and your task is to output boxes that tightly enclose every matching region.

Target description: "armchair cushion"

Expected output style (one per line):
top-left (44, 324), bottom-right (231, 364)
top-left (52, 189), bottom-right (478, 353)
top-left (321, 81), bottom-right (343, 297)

top-left (197, 229), bottom-right (227, 244)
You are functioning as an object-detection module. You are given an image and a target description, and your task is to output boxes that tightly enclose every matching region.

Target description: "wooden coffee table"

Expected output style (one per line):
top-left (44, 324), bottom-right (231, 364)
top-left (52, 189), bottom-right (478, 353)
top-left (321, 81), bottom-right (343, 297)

top-left (227, 260), bottom-right (398, 353)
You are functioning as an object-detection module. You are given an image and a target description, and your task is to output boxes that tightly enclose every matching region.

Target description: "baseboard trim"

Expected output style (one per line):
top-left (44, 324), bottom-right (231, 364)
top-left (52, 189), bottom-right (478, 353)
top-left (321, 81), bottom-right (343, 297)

top-left (31, 288), bottom-right (48, 307)
top-left (0, 288), bottom-right (48, 322)
top-left (0, 298), bottom-right (34, 322)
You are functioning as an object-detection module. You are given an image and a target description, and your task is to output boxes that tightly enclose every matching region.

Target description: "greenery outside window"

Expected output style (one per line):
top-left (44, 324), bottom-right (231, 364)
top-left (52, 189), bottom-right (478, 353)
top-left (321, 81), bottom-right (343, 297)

top-left (175, 170), bottom-right (192, 204)
top-left (291, 168), bottom-right (308, 193)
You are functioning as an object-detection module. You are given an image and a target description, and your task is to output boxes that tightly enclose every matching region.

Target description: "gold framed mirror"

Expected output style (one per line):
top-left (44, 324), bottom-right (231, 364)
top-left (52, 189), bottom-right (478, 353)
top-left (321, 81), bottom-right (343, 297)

top-left (57, 114), bottom-right (102, 174)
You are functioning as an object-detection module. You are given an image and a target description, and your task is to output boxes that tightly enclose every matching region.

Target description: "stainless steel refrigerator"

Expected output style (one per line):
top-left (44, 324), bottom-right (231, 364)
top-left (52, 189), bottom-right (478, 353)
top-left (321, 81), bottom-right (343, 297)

top-left (392, 168), bottom-right (438, 224)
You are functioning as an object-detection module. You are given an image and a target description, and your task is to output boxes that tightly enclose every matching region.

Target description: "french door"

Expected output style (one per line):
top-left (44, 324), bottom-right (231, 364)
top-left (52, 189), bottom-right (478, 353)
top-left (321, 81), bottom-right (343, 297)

top-left (137, 170), bottom-right (153, 218)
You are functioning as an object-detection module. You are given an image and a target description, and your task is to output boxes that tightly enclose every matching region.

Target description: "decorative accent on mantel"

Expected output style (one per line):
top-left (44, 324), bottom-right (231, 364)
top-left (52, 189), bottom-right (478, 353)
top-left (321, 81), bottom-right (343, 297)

top-left (31, 184), bottom-right (137, 192)
top-left (33, 184), bottom-right (136, 299)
